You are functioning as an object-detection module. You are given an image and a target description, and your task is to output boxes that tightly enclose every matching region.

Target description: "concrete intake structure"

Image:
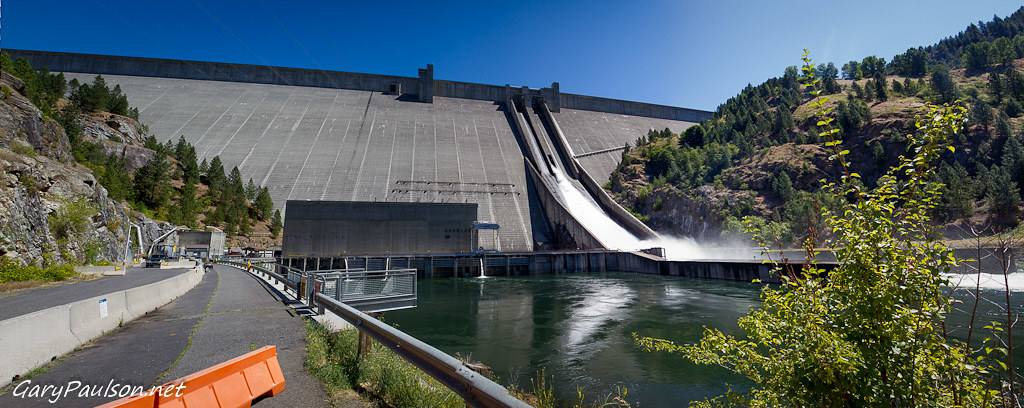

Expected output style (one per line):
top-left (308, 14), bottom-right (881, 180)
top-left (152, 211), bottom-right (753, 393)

top-left (8, 50), bottom-right (712, 252)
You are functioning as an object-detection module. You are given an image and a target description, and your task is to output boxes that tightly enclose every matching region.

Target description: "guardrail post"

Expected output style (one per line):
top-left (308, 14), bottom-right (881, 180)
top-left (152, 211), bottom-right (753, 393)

top-left (305, 274), bottom-right (314, 307)
top-left (357, 312), bottom-right (380, 361)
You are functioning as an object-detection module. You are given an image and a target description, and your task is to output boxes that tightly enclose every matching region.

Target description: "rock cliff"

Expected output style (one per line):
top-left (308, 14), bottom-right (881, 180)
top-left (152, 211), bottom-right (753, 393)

top-left (0, 71), bottom-right (169, 265)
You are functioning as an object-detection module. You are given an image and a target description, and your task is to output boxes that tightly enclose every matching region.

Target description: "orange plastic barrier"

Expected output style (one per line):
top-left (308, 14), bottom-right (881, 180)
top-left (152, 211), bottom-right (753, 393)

top-left (97, 345), bottom-right (285, 408)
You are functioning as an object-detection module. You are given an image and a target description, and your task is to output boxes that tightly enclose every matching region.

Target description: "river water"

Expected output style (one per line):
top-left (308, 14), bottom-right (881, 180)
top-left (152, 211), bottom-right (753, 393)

top-left (384, 272), bottom-right (1024, 407)
top-left (385, 273), bottom-right (758, 406)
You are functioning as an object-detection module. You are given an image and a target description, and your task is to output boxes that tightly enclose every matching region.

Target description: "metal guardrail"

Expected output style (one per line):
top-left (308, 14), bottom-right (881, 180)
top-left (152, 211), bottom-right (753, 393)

top-left (314, 292), bottom-right (532, 408)
top-left (220, 259), bottom-right (530, 408)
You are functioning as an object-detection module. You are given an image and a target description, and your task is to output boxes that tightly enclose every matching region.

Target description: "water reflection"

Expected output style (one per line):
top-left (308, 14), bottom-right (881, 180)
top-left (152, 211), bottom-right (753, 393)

top-left (385, 273), bottom-right (1023, 407)
top-left (559, 278), bottom-right (635, 360)
top-left (386, 273), bottom-right (760, 406)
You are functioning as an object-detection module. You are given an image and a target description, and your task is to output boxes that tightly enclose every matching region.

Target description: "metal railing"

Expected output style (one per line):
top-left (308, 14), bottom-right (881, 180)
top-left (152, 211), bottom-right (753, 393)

top-left (312, 269), bottom-right (417, 313)
top-left (219, 259), bottom-right (530, 408)
top-left (313, 292), bottom-right (532, 408)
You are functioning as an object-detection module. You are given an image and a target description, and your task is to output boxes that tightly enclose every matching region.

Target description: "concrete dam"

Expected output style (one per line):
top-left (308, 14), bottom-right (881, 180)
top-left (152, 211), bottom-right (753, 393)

top-left (10, 50), bottom-right (712, 253)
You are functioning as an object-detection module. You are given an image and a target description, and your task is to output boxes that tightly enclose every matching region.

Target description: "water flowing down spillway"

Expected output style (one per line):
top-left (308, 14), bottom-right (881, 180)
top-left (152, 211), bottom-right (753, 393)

top-left (544, 162), bottom-right (710, 260)
top-left (547, 167), bottom-right (1024, 289)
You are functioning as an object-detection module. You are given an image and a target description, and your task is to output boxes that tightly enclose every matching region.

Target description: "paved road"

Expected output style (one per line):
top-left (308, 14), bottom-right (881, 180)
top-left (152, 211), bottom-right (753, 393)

top-left (0, 266), bottom-right (194, 321)
top-left (0, 265), bottom-right (331, 407)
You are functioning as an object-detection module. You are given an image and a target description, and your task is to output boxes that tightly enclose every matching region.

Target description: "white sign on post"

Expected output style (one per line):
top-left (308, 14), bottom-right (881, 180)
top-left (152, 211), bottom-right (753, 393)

top-left (99, 298), bottom-right (108, 318)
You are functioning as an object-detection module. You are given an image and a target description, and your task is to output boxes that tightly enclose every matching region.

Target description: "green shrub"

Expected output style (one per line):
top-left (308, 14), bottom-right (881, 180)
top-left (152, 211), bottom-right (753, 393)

top-left (0, 257), bottom-right (77, 283)
top-left (48, 197), bottom-right (96, 242)
top-left (305, 321), bottom-right (463, 408)
top-left (305, 320), bottom-right (357, 390)
top-left (10, 141), bottom-right (36, 157)
top-left (18, 174), bottom-right (38, 195)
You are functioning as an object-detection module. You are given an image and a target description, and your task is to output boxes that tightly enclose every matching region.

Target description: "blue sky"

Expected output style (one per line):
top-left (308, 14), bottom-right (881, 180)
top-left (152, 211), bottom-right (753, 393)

top-left (3, 1), bottom-right (1022, 111)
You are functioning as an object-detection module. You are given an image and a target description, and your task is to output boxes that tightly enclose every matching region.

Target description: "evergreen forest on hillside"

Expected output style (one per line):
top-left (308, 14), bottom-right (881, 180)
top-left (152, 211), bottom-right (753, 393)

top-left (609, 7), bottom-right (1024, 245)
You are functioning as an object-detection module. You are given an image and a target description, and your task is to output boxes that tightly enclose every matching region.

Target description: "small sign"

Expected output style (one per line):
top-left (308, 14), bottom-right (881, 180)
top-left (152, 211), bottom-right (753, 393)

top-left (99, 298), bottom-right (108, 318)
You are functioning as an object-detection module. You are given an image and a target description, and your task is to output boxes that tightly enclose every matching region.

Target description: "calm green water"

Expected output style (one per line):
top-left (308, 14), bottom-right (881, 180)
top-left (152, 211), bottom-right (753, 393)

top-left (384, 272), bottom-right (1024, 407)
top-left (384, 273), bottom-right (760, 407)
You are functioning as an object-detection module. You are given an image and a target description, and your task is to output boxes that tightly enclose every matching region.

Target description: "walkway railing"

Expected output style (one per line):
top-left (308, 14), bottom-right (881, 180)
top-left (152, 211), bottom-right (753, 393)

top-left (312, 269), bottom-right (417, 312)
top-left (219, 259), bottom-right (530, 408)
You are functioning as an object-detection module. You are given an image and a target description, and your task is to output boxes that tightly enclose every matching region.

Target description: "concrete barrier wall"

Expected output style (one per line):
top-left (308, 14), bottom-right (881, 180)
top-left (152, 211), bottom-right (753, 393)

top-left (560, 93), bottom-right (713, 122)
top-left (6, 49), bottom-right (420, 95)
top-left (434, 80), bottom-right (506, 101)
top-left (5, 49), bottom-right (712, 122)
top-left (73, 265), bottom-right (125, 276)
top-left (0, 266), bottom-right (204, 387)
top-left (661, 260), bottom-right (780, 283)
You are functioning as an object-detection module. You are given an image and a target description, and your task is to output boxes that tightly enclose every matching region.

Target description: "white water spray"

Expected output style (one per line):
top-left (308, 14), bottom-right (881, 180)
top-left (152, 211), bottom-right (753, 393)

top-left (943, 270), bottom-right (1024, 292)
top-left (546, 169), bottom-right (711, 260)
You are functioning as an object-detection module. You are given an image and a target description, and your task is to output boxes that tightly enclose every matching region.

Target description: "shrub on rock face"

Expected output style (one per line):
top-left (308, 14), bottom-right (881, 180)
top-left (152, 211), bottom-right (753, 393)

top-left (0, 257), bottom-right (76, 283)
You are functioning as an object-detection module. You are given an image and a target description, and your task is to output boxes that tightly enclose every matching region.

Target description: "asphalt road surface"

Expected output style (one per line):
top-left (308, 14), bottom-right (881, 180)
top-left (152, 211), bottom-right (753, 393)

top-left (0, 265), bottom-right (330, 407)
top-left (0, 267), bottom-right (193, 321)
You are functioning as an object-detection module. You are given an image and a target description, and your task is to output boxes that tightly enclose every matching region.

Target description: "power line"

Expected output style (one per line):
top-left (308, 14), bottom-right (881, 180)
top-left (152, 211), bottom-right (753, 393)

top-left (256, 0), bottom-right (323, 70)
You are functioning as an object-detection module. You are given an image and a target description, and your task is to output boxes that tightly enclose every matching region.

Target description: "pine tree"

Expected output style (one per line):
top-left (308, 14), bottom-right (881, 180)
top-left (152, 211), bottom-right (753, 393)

top-left (970, 99), bottom-right (994, 131)
top-left (962, 42), bottom-right (992, 70)
top-left (245, 178), bottom-right (257, 201)
top-left (206, 156), bottom-right (226, 192)
top-left (109, 84), bottom-right (129, 116)
top-left (1002, 134), bottom-right (1024, 182)
top-left (860, 55), bottom-right (886, 77)
top-left (100, 153), bottom-right (132, 201)
top-left (228, 167), bottom-right (243, 196)
top-left (989, 72), bottom-right (1005, 103)
top-left (255, 186), bottom-right (273, 220)
top-left (174, 136), bottom-right (199, 183)
top-left (270, 210), bottom-right (283, 239)
top-left (772, 103), bottom-right (795, 136)
top-left (995, 111), bottom-right (1011, 139)
top-left (770, 172), bottom-right (795, 201)
top-left (938, 163), bottom-right (975, 221)
top-left (873, 75), bottom-right (887, 101)
top-left (841, 60), bottom-right (862, 79)
top-left (992, 37), bottom-right (1016, 65)
top-left (930, 66), bottom-right (958, 103)
top-left (1005, 97), bottom-right (1023, 118)
top-left (133, 155), bottom-right (171, 210)
top-left (987, 165), bottom-right (1021, 218)
top-left (681, 124), bottom-right (705, 148)
top-left (891, 79), bottom-right (904, 96)
top-left (179, 182), bottom-right (199, 228)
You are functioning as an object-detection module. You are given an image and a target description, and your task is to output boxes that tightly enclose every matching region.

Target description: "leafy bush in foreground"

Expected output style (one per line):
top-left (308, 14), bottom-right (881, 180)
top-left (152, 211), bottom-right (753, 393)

top-left (635, 50), bottom-right (1015, 407)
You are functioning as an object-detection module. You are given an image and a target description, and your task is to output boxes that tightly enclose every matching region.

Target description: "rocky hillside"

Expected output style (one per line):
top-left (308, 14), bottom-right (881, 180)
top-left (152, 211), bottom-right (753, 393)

top-left (0, 71), bottom-right (170, 266)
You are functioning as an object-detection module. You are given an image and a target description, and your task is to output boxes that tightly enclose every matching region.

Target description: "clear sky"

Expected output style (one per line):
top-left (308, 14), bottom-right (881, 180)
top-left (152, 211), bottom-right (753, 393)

top-left (2, 1), bottom-right (1022, 111)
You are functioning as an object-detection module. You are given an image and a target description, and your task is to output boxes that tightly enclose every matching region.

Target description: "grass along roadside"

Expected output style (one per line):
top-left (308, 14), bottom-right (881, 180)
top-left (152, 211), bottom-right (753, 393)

top-left (304, 320), bottom-right (632, 408)
top-left (305, 320), bottom-right (459, 408)
top-left (0, 273), bottom-right (103, 295)
top-left (0, 257), bottom-right (77, 286)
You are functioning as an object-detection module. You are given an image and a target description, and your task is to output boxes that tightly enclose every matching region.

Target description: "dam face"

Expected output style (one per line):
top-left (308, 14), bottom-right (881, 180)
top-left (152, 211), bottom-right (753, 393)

top-left (12, 50), bottom-right (709, 252)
